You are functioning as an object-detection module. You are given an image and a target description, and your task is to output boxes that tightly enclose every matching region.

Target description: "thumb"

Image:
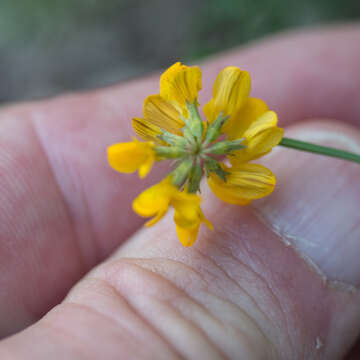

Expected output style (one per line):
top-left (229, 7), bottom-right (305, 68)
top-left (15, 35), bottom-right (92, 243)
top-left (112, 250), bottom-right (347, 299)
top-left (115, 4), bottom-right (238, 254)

top-left (113, 119), bottom-right (360, 359)
top-left (1, 120), bottom-right (360, 360)
top-left (255, 120), bottom-right (360, 286)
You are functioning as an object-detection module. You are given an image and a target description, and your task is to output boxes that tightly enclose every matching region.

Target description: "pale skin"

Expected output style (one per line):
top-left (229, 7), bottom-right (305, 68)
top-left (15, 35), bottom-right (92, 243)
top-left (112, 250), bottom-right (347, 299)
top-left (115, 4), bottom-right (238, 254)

top-left (0, 24), bottom-right (359, 359)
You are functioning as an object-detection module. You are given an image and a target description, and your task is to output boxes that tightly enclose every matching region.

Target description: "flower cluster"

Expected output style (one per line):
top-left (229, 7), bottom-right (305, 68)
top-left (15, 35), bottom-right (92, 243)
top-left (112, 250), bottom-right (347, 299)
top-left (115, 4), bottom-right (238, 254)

top-left (108, 62), bottom-right (283, 246)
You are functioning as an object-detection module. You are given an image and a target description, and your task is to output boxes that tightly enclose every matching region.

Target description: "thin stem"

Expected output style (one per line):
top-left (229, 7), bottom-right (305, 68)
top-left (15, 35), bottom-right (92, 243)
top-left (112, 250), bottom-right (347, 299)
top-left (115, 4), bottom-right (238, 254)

top-left (279, 137), bottom-right (360, 164)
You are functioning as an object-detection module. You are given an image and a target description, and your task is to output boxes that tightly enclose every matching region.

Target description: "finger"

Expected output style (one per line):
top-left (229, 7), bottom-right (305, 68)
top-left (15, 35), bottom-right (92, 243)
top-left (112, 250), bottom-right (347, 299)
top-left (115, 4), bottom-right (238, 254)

top-left (1, 23), bottom-right (360, 338)
top-left (0, 79), bottom-right (169, 336)
top-left (1, 119), bottom-right (359, 359)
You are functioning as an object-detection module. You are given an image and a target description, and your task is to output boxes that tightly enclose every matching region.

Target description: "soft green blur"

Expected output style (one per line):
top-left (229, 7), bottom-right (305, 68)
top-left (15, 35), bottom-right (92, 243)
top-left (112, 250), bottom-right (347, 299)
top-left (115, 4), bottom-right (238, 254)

top-left (0, 0), bottom-right (359, 103)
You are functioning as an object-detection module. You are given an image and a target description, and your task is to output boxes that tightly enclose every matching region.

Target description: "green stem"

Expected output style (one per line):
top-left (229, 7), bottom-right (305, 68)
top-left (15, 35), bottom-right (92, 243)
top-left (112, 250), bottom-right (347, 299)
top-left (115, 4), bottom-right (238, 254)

top-left (279, 137), bottom-right (360, 164)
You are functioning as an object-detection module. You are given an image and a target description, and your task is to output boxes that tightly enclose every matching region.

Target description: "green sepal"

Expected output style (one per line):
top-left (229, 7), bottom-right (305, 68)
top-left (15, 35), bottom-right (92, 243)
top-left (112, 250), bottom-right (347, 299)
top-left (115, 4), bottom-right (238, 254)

top-left (206, 138), bottom-right (246, 155)
top-left (158, 130), bottom-right (187, 147)
top-left (186, 101), bottom-right (204, 142)
top-left (204, 157), bottom-right (228, 182)
top-left (182, 126), bottom-right (196, 146)
top-left (155, 146), bottom-right (186, 159)
top-left (169, 158), bottom-right (194, 186)
top-left (187, 159), bottom-right (203, 193)
top-left (202, 112), bottom-right (229, 146)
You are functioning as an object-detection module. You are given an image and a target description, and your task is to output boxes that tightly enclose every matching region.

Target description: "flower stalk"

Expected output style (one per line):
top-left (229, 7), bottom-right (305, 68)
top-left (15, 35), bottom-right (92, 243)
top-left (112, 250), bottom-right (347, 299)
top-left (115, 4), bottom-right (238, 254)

top-left (279, 137), bottom-right (360, 164)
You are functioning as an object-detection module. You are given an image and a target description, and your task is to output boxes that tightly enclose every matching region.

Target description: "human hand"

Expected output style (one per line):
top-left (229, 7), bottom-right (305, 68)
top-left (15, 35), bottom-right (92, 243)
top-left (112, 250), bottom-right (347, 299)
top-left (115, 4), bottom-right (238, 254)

top-left (0, 24), bottom-right (359, 359)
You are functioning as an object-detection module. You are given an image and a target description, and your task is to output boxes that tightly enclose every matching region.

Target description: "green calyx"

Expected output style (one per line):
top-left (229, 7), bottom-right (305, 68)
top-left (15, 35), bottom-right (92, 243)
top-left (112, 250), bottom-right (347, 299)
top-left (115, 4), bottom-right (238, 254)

top-left (154, 102), bottom-right (246, 192)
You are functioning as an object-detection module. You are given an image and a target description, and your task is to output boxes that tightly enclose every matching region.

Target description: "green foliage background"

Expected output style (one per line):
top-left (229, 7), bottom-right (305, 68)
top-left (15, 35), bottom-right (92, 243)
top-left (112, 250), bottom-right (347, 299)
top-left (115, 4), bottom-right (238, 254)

top-left (0, 0), bottom-right (359, 103)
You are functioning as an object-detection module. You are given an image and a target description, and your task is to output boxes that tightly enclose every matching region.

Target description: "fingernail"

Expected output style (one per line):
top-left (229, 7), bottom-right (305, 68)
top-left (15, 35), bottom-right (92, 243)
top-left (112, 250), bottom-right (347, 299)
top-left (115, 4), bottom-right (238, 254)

top-left (254, 127), bottom-right (360, 286)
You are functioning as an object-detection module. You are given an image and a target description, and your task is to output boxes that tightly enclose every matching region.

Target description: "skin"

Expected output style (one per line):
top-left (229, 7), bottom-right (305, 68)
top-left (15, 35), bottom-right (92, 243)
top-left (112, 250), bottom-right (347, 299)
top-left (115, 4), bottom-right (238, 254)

top-left (0, 23), bottom-right (359, 359)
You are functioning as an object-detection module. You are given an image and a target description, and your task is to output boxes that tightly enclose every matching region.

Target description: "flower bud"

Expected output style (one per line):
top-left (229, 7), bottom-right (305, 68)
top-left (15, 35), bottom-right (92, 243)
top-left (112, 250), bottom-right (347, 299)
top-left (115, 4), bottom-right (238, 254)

top-left (207, 138), bottom-right (246, 155)
top-left (204, 157), bottom-right (228, 181)
top-left (155, 145), bottom-right (186, 159)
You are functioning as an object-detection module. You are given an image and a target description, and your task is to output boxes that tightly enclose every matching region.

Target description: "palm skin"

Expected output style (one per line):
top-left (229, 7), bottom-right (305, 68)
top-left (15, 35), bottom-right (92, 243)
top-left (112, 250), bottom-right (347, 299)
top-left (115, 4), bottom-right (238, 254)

top-left (0, 24), bottom-right (359, 359)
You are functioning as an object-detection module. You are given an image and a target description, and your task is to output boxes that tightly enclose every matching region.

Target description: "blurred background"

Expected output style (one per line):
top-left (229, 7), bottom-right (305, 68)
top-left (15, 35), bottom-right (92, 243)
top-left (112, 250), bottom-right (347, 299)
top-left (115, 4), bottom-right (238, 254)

top-left (0, 0), bottom-right (359, 105)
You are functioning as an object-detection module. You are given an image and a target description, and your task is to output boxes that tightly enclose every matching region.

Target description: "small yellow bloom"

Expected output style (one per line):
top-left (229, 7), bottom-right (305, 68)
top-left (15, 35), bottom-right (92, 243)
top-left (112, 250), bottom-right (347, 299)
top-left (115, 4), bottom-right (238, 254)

top-left (132, 178), bottom-right (177, 226)
top-left (108, 62), bottom-right (283, 246)
top-left (204, 66), bottom-right (251, 123)
top-left (107, 138), bottom-right (155, 178)
top-left (229, 111), bottom-right (284, 165)
top-left (160, 62), bottom-right (202, 116)
top-left (207, 163), bottom-right (276, 205)
top-left (173, 195), bottom-right (213, 247)
top-left (133, 178), bottom-right (212, 246)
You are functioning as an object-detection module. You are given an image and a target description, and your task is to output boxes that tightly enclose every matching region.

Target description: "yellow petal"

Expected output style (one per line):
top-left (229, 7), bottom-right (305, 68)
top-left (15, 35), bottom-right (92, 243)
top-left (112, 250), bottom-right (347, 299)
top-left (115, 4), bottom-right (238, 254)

top-left (172, 193), bottom-right (202, 228)
top-left (172, 192), bottom-right (212, 246)
top-left (222, 97), bottom-right (269, 139)
top-left (200, 210), bottom-right (214, 231)
top-left (176, 224), bottom-right (200, 247)
top-left (204, 67), bottom-right (251, 123)
top-left (132, 178), bottom-right (177, 226)
top-left (231, 128), bottom-right (284, 164)
top-left (143, 95), bottom-right (184, 134)
top-left (230, 111), bottom-right (284, 164)
top-left (203, 98), bottom-right (216, 123)
top-left (207, 177), bottom-right (252, 205)
top-left (160, 62), bottom-right (202, 116)
top-left (244, 110), bottom-right (278, 138)
top-left (139, 155), bottom-right (155, 179)
top-left (145, 210), bottom-right (167, 227)
top-left (175, 214), bottom-right (212, 246)
top-left (132, 118), bottom-right (164, 144)
top-left (208, 163), bottom-right (276, 201)
top-left (107, 140), bottom-right (155, 178)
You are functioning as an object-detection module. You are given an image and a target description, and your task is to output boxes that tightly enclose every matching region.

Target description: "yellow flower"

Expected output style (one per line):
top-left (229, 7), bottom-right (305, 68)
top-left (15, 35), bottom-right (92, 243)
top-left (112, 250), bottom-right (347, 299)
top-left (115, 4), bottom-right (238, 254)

top-left (108, 62), bottom-right (283, 246)
top-left (107, 138), bottom-right (155, 178)
top-left (173, 195), bottom-right (213, 247)
top-left (203, 66), bottom-right (251, 124)
top-left (226, 110), bottom-right (284, 165)
top-left (133, 178), bottom-right (212, 246)
top-left (132, 178), bottom-right (177, 226)
top-left (207, 163), bottom-right (276, 205)
top-left (160, 62), bottom-right (202, 116)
